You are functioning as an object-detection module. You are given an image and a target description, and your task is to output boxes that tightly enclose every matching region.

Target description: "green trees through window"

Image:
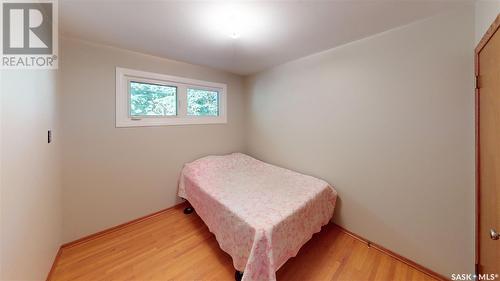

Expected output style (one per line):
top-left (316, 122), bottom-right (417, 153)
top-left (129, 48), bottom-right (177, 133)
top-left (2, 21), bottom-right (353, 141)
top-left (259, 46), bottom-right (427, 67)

top-left (187, 88), bottom-right (219, 116)
top-left (129, 81), bottom-right (177, 116)
top-left (128, 81), bottom-right (219, 118)
top-left (118, 67), bottom-right (226, 127)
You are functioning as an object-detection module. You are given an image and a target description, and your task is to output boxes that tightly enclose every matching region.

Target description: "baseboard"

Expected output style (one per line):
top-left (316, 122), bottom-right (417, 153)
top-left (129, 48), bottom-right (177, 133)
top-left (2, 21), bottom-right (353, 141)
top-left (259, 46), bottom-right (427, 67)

top-left (61, 201), bottom-right (187, 249)
top-left (47, 202), bottom-right (187, 281)
top-left (47, 203), bottom-right (448, 281)
top-left (334, 224), bottom-right (450, 281)
top-left (46, 247), bottom-right (62, 281)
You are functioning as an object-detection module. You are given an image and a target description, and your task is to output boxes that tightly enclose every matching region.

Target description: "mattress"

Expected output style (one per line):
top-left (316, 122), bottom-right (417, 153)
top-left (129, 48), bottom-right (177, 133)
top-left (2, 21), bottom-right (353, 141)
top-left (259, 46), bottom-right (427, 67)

top-left (178, 153), bottom-right (337, 281)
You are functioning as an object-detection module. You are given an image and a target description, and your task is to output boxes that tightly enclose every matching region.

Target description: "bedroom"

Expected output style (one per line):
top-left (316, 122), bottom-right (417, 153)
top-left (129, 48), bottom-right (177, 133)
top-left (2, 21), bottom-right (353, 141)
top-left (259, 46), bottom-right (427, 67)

top-left (0, 0), bottom-right (499, 280)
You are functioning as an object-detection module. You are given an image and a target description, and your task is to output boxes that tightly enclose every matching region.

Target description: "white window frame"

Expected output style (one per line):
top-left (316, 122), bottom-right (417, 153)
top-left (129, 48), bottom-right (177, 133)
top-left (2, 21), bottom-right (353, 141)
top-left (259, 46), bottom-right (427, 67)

top-left (116, 67), bottom-right (227, 127)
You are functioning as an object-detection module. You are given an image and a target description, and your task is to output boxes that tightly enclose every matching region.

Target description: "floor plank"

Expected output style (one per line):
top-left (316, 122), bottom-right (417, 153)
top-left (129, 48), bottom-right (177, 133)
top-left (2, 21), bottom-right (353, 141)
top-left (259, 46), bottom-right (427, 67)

top-left (50, 205), bottom-right (439, 281)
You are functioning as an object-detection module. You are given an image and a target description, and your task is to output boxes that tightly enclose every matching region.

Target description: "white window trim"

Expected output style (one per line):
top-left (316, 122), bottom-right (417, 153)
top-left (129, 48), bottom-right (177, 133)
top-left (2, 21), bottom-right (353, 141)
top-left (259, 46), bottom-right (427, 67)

top-left (116, 67), bottom-right (227, 127)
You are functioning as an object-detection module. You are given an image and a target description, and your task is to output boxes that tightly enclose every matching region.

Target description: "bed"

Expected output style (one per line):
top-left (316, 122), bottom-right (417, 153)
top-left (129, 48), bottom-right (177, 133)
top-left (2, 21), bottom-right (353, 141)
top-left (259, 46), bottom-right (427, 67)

top-left (178, 153), bottom-right (337, 281)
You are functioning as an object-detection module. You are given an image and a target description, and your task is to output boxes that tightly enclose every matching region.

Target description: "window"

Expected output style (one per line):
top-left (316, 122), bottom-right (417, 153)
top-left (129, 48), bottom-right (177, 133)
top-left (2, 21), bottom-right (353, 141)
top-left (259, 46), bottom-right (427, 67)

top-left (187, 88), bottom-right (219, 116)
top-left (129, 82), bottom-right (177, 116)
top-left (116, 67), bottom-right (227, 127)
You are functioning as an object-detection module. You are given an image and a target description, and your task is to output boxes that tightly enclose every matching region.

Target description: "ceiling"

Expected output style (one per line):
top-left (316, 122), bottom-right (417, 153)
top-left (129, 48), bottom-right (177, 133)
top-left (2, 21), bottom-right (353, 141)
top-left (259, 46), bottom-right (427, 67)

top-left (60, 0), bottom-right (471, 75)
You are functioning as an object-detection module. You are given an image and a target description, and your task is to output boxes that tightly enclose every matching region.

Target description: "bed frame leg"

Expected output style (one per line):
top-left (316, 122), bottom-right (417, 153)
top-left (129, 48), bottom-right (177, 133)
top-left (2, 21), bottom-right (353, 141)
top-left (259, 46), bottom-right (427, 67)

top-left (183, 206), bottom-right (194, 214)
top-left (235, 270), bottom-right (243, 281)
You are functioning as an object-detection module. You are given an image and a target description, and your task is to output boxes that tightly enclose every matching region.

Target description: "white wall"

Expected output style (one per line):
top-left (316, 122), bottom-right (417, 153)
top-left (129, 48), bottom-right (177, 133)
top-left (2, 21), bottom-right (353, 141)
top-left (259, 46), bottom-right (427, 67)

top-left (1, 69), bottom-right (3, 280)
top-left (60, 38), bottom-right (246, 242)
top-left (0, 70), bottom-right (62, 280)
top-left (244, 7), bottom-right (475, 277)
top-left (475, 0), bottom-right (500, 45)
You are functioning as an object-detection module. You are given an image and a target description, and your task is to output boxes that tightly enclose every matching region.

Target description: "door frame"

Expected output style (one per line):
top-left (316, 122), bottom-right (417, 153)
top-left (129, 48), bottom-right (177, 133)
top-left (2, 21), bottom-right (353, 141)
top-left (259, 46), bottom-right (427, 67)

top-left (475, 12), bottom-right (500, 274)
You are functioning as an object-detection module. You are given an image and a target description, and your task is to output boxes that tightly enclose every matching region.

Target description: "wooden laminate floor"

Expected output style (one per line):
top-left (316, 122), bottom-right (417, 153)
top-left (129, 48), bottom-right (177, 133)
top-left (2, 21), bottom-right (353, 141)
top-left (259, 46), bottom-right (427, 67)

top-left (49, 204), bottom-right (439, 281)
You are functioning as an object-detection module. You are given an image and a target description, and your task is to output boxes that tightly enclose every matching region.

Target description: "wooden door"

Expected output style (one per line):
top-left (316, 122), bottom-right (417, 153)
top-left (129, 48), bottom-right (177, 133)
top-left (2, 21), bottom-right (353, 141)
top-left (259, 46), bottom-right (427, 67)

top-left (477, 15), bottom-right (500, 276)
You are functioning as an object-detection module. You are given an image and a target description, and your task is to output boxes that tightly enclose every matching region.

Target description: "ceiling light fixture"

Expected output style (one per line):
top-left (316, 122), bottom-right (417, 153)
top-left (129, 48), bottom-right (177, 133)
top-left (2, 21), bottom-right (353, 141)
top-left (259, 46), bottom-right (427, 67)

top-left (205, 3), bottom-right (257, 40)
top-left (223, 13), bottom-right (242, 39)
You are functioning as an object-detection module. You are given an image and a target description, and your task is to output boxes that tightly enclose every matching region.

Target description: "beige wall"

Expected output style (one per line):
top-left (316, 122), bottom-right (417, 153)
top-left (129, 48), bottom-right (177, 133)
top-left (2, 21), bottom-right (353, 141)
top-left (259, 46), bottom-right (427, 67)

top-left (60, 38), bottom-right (246, 242)
top-left (0, 4), bottom-right (486, 279)
top-left (1, 70), bottom-right (62, 280)
top-left (475, 0), bottom-right (500, 45)
top-left (244, 7), bottom-right (475, 276)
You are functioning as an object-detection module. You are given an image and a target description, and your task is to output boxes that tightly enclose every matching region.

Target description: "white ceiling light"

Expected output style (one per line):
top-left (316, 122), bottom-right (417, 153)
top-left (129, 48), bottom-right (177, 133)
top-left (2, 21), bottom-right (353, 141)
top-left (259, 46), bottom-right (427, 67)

top-left (222, 12), bottom-right (242, 39)
top-left (204, 3), bottom-right (261, 40)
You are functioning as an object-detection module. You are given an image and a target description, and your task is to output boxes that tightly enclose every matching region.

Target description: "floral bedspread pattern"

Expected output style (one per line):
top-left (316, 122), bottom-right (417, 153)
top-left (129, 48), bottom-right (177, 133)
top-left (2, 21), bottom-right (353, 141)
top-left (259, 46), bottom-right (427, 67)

top-left (178, 153), bottom-right (337, 281)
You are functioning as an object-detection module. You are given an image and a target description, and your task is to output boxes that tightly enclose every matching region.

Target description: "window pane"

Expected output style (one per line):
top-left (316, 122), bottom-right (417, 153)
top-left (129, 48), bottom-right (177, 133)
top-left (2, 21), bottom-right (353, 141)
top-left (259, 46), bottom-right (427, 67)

top-left (187, 88), bottom-right (219, 116)
top-left (129, 81), bottom-right (177, 116)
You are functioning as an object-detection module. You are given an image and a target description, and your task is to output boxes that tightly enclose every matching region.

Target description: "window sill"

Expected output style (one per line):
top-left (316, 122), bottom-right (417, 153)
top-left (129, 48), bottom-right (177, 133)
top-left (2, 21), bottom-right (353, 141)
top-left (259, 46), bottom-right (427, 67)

top-left (116, 116), bottom-right (227, 128)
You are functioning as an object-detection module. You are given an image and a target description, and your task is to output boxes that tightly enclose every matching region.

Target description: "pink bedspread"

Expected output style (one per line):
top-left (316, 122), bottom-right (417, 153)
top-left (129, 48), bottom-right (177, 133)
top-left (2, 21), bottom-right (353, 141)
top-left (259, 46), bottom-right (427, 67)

top-left (178, 153), bottom-right (337, 281)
